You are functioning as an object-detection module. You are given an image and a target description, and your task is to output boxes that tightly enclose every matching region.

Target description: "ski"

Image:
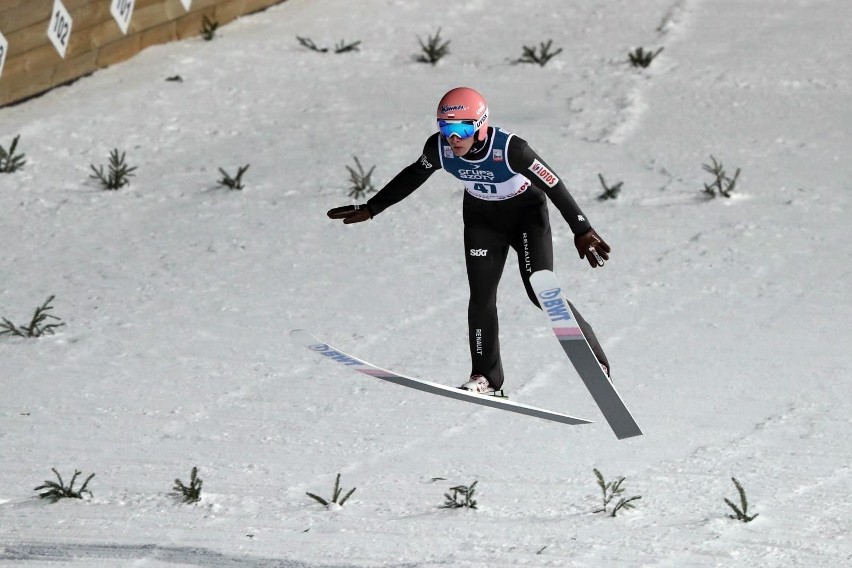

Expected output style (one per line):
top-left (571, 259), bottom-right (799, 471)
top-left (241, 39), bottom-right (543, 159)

top-left (529, 270), bottom-right (643, 439)
top-left (290, 329), bottom-right (592, 426)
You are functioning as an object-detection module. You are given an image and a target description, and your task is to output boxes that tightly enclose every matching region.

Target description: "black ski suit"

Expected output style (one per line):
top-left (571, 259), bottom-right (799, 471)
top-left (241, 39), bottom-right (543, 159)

top-left (365, 126), bottom-right (607, 390)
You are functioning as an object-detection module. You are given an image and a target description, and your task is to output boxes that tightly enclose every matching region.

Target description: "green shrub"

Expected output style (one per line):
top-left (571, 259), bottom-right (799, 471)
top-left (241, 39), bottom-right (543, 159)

top-left (597, 174), bottom-right (623, 201)
top-left (307, 473), bottom-right (356, 507)
top-left (0, 134), bottom-right (26, 173)
top-left (441, 481), bottom-right (478, 509)
top-left (702, 155), bottom-right (740, 198)
top-left (592, 468), bottom-right (641, 517)
top-left (218, 164), bottom-right (250, 190)
top-left (297, 37), bottom-right (360, 54)
top-left (724, 477), bottom-right (758, 522)
top-left (516, 40), bottom-right (563, 66)
top-left (416, 29), bottom-right (450, 65)
top-left (34, 468), bottom-right (95, 503)
top-left (333, 40), bottom-right (361, 54)
top-left (173, 466), bottom-right (203, 504)
top-left (629, 46), bottom-right (663, 68)
top-left (1, 295), bottom-right (65, 338)
top-left (201, 15), bottom-right (219, 40)
top-left (346, 156), bottom-right (376, 199)
top-left (90, 149), bottom-right (137, 190)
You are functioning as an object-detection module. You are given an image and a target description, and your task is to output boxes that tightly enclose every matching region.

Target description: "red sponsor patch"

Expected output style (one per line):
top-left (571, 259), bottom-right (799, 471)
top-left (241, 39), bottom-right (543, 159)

top-left (530, 159), bottom-right (559, 187)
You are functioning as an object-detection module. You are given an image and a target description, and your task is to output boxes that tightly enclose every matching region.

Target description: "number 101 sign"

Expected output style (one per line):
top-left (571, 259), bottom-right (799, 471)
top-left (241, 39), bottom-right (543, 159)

top-left (111, 0), bottom-right (136, 35)
top-left (47, 0), bottom-right (73, 59)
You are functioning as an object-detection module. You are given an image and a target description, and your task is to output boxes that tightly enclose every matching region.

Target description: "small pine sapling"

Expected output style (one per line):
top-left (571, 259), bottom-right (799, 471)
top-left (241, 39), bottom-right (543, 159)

top-left (441, 481), bottom-right (478, 509)
top-left (516, 40), bottom-right (563, 66)
top-left (592, 468), bottom-right (641, 517)
top-left (296, 37), bottom-right (360, 54)
top-left (34, 468), bottom-right (95, 503)
top-left (0, 134), bottom-right (27, 173)
top-left (416, 28), bottom-right (451, 65)
top-left (90, 149), bottom-right (137, 190)
top-left (629, 47), bottom-right (664, 68)
top-left (173, 466), bottom-right (203, 503)
top-left (297, 36), bottom-right (328, 53)
top-left (306, 473), bottom-right (356, 507)
top-left (597, 174), bottom-right (624, 201)
top-left (334, 40), bottom-right (361, 54)
top-left (724, 477), bottom-right (758, 522)
top-left (0, 295), bottom-right (65, 338)
top-left (346, 156), bottom-right (376, 199)
top-left (201, 15), bottom-right (219, 41)
top-left (218, 164), bottom-right (250, 190)
top-left (701, 155), bottom-right (740, 198)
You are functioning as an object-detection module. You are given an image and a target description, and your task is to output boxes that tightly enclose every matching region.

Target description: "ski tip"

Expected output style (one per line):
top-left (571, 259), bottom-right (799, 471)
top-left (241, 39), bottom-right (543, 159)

top-left (289, 329), bottom-right (314, 344)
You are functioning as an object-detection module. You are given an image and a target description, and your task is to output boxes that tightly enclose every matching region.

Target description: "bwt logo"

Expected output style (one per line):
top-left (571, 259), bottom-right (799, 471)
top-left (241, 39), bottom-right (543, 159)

top-left (309, 343), bottom-right (361, 366)
top-left (538, 287), bottom-right (572, 322)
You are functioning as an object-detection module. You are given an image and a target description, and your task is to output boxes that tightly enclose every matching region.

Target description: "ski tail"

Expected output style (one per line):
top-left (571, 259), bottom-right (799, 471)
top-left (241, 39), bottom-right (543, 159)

top-left (529, 271), bottom-right (643, 439)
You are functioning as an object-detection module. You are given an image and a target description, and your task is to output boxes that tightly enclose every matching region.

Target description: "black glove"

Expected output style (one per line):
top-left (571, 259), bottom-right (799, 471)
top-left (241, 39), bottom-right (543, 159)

top-left (327, 204), bottom-right (372, 224)
top-left (574, 229), bottom-right (611, 267)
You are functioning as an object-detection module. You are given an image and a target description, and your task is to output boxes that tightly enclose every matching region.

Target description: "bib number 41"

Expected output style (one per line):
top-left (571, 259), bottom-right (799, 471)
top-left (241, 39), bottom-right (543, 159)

top-left (472, 183), bottom-right (497, 194)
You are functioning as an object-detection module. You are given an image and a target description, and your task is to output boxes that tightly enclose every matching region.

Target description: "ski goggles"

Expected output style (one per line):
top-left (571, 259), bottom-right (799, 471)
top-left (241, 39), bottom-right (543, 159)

top-left (438, 119), bottom-right (477, 140)
top-left (438, 108), bottom-right (488, 139)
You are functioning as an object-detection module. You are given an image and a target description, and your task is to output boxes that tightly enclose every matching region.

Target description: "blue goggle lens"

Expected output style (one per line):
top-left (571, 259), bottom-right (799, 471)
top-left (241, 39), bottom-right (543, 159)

top-left (438, 119), bottom-right (476, 140)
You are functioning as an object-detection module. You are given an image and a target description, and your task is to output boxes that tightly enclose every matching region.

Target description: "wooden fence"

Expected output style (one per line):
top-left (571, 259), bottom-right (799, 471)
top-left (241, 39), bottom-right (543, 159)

top-left (0, 0), bottom-right (287, 108)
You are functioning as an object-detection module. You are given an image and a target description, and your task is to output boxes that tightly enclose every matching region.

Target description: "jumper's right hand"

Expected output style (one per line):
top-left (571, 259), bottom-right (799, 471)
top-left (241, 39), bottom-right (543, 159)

top-left (327, 204), bottom-right (372, 224)
top-left (574, 229), bottom-right (611, 268)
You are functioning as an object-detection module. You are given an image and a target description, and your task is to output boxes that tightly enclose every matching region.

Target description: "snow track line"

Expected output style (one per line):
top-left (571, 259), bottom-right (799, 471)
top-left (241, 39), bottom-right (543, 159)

top-left (605, 0), bottom-right (700, 145)
top-left (0, 542), bottom-right (420, 567)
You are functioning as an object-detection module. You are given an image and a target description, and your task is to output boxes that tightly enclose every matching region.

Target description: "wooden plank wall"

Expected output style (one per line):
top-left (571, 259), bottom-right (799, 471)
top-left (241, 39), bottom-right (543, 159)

top-left (0, 0), bottom-right (287, 108)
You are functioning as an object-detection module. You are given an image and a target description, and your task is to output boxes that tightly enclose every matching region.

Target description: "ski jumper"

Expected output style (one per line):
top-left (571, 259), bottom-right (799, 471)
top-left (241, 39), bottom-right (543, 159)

top-left (366, 127), bottom-right (608, 390)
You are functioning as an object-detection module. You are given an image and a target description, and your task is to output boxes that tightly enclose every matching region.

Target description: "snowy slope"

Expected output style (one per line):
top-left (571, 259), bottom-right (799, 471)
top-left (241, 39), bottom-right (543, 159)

top-left (1, 0), bottom-right (850, 566)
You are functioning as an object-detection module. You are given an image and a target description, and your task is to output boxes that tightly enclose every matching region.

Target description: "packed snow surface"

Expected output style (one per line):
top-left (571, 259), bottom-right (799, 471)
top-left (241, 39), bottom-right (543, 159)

top-left (1, 0), bottom-right (850, 566)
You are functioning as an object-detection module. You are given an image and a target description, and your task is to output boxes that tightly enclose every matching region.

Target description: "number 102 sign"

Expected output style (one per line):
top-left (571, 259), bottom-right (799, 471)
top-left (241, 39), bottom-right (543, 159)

top-left (47, 0), bottom-right (73, 59)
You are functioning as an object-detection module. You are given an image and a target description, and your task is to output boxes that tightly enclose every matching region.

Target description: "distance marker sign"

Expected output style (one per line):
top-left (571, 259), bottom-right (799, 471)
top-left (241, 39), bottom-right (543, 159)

top-left (111, 0), bottom-right (136, 35)
top-left (47, 0), bottom-right (73, 58)
top-left (0, 31), bottom-right (7, 80)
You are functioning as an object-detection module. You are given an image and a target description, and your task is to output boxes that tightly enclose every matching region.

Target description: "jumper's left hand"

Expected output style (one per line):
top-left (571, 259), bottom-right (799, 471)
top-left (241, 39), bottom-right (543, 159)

top-left (327, 204), bottom-right (372, 224)
top-left (574, 229), bottom-right (611, 267)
